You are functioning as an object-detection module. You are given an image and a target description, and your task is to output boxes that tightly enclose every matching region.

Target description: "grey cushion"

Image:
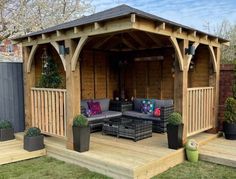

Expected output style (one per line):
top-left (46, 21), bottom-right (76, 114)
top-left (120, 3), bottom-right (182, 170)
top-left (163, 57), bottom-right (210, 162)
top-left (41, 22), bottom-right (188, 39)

top-left (133, 98), bottom-right (145, 112)
top-left (123, 111), bottom-right (143, 118)
top-left (93, 99), bottom-right (110, 111)
top-left (154, 99), bottom-right (173, 108)
top-left (87, 113), bottom-right (106, 122)
top-left (102, 111), bottom-right (122, 118)
top-left (81, 100), bottom-right (89, 110)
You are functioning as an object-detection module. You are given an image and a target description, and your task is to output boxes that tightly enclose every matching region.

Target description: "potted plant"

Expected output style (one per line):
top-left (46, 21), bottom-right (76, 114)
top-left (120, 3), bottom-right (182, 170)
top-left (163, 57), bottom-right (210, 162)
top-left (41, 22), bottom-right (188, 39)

top-left (0, 120), bottom-right (15, 141)
top-left (185, 139), bottom-right (199, 162)
top-left (223, 97), bottom-right (236, 140)
top-left (73, 114), bottom-right (90, 152)
top-left (24, 127), bottom-right (44, 151)
top-left (167, 112), bottom-right (183, 149)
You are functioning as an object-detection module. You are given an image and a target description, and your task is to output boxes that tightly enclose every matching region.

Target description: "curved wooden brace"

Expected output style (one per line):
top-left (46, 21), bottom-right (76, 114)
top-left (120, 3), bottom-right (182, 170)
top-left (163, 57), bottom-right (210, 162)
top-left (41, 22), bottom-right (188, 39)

top-left (169, 36), bottom-right (184, 71)
top-left (187, 42), bottom-right (199, 71)
top-left (71, 36), bottom-right (88, 71)
top-left (50, 42), bottom-right (66, 71)
top-left (208, 45), bottom-right (217, 72)
top-left (27, 44), bottom-right (38, 73)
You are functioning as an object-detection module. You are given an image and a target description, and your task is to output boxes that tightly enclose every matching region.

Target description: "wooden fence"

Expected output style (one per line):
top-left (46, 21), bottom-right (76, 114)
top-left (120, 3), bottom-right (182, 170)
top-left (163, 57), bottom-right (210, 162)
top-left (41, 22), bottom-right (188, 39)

top-left (187, 87), bottom-right (214, 137)
top-left (31, 88), bottom-right (67, 137)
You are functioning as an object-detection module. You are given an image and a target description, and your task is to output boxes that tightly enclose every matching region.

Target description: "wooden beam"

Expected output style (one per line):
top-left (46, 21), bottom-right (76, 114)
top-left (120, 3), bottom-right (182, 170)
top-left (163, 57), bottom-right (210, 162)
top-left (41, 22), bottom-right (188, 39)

top-left (169, 37), bottom-right (184, 71)
top-left (74, 26), bottom-right (83, 34)
top-left (122, 38), bottom-right (136, 49)
top-left (56, 30), bottom-right (64, 37)
top-left (155, 22), bottom-right (165, 31)
top-left (131, 14), bottom-right (136, 23)
top-left (128, 32), bottom-right (146, 47)
top-left (28, 37), bottom-right (32, 43)
top-left (208, 45), bottom-right (217, 72)
top-left (71, 36), bottom-right (88, 71)
top-left (27, 44), bottom-right (39, 73)
top-left (145, 32), bottom-right (162, 46)
top-left (94, 22), bottom-right (102, 30)
top-left (174, 27), bottom-right (182, 34)
top-left (187, 42), bottom-right (199, 70)
top-left (188, 30), bottom-right (197, 37)
top-left (93, 35), bottom-right (114, 49)
top-left (50, 41), bottom-right (66, 71)
top-left (42, 33), bottom-right (48, 40)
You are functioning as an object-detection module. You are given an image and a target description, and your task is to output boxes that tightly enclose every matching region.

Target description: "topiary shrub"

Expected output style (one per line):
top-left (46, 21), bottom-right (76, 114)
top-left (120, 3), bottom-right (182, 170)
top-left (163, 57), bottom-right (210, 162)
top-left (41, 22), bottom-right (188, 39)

top-left (167, 112), bottom-right (182, 125)
top-left (0, 120), bottom-right (12, 129)
top-left (185, 139), bottom-right (198, 151)
top-left (25, 127), bottom-right (41, 137)
top-left (73, 115), bottom-right (88, 127)
top-left (224, 97), bottom-right (236, 123)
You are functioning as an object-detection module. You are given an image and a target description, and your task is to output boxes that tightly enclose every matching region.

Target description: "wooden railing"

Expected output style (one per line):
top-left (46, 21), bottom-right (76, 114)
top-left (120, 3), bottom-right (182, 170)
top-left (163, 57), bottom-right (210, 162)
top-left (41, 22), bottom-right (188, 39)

top-left (187, 87), bottom-right (214, 137)
top-left (31, 88), bottom-right (67, 137)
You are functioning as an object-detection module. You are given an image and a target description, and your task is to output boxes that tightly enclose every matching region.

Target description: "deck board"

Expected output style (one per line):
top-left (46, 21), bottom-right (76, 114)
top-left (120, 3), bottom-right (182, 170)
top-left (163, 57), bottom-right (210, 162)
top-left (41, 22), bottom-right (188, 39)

top-left (0, 139), bottom-right (46, 165)
top-left (199, 137), bottom-right (236, 168)
top-left (15, 132), bottom-right (217, 179)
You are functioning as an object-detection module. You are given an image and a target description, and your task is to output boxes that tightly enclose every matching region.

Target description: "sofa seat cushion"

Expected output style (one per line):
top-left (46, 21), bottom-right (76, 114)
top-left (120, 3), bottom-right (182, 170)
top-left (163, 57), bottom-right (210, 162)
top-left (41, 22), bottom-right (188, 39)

top-left (102, 111), bottom-right (122, 118)
top-left (123, 111), bottom-right (144, 118)
top-left (87, 113), bottom-right (106, 122)
top-left (154, 99), bottom-right (173, 108)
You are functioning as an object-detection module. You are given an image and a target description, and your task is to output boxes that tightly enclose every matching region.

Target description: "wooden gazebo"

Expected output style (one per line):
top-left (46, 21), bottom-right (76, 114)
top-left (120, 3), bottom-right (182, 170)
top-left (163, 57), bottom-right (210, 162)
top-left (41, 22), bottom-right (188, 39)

top-left (13, 5), bottom-right (229, 150)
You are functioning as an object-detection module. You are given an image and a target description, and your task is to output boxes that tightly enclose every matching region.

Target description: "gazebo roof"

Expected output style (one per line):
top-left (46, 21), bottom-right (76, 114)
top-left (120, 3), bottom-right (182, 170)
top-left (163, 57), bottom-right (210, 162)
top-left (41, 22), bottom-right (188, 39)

top-left (13, 4), bottom-right (228, 43)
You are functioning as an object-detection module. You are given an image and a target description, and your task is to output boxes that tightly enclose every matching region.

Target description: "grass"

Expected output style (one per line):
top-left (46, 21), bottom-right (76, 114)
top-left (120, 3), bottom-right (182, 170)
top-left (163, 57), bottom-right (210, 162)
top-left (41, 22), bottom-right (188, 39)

top-left (0, 157), bottom-right (110, 179)
top-left (1, 157), bottom-right (236, 179)
top-left (153, 161), bottom-right (236, 179)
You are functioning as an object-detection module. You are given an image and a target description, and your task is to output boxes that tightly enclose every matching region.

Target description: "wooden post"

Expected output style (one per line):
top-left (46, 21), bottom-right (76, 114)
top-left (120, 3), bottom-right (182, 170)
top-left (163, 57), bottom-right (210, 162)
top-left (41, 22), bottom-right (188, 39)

top-left (23, 46), bottom-right (35, 129)
top-left (174, 39), bottom-right (189, 143)
top-left (65, 39), bottom-right (81, 150)
top-left (208, 47), bottom-right (220, 133)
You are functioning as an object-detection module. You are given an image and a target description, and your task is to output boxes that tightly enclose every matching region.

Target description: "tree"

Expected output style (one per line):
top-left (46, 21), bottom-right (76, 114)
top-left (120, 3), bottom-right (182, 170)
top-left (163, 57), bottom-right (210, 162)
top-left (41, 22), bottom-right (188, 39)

top-left (0, 0), bottom-right (94, 39)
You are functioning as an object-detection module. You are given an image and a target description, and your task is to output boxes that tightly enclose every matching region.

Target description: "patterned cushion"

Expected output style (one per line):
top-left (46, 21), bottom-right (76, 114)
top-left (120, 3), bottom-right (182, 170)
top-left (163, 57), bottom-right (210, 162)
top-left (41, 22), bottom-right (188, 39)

top-left (87, 101), bottom-right (102, 115)
top-left (141, 100), bottom-right (154, 114)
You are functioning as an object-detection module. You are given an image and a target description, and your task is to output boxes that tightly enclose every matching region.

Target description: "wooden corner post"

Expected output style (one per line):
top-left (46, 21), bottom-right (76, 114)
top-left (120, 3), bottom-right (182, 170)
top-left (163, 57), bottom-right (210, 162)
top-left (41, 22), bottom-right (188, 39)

top-left (65, 39), bottom-right (82, 150)
top-left (172, 38), bottom-right (189, 144)
top-left (23, 46), bottom-right (35, 129)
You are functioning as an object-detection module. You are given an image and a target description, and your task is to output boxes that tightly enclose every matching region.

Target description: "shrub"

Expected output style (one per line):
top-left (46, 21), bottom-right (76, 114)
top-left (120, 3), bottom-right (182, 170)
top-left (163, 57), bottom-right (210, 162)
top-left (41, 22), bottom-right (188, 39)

top-left (224, 97), bottom-right (236, 123)
top-left (25, 127), bottom-right (41, 137)
top-left (233, 83), bottom-right (236, 99)
top-left (185, 139), bottom-right (198, 151)
top-left (167, 112), bottom-right (182, 125)
top-left (0, 120), bottom-right (12, 129)
top-left (73, 115), bottom-right (88, 127)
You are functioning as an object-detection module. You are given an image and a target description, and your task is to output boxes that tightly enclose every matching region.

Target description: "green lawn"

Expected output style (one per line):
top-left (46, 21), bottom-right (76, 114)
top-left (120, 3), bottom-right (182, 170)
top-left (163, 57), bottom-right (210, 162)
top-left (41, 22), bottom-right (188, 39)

top-left (0, 157), bottom-right (110, 179)
top-left (154, 161), bottom-right (236, 179)
top-left (0, 157), bottom-right (236, 179)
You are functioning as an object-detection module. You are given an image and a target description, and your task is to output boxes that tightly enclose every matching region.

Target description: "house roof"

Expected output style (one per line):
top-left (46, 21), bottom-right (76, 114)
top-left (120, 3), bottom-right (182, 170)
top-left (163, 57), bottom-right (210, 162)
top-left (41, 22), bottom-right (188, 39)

top-left (12, 4), bottom-right (229, 43)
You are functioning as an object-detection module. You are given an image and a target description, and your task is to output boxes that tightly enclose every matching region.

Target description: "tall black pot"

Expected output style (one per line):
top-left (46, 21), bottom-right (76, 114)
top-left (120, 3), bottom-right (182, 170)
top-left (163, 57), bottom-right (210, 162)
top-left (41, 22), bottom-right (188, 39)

top-left (167, 123), bottom-right (183, 149)
top-left (73, 126), bottom-right (90, 152)
top-left (0, 128), bottom-right (15, 141)
top-left (223, 121), bottom-right (236, 140)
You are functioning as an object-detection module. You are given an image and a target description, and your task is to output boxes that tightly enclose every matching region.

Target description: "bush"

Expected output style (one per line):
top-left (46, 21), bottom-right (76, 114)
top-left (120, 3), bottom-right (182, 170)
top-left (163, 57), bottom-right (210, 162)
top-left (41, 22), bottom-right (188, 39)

top-left (185, 139), bottom-right (198, 151)
top-left (167, 112), bottom-right (182, 125)
top-left (0, 120), bottom-right (12, 129)
top-left (25, 127), bottom-right (41, 137)
top-left (73, 115), bottom-right (88, 127)
top-left (233, 83), bottom-right (236, 99)
top-left (224, 97), bottom-right (236, 123)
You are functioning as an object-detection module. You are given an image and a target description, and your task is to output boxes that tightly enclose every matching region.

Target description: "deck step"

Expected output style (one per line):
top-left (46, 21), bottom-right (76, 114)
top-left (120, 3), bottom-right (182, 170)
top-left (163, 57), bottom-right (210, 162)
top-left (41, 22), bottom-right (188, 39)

top-left (0, 139), bottom-right (46, 165)
top-left (199, 137), bottom-right (236, 168)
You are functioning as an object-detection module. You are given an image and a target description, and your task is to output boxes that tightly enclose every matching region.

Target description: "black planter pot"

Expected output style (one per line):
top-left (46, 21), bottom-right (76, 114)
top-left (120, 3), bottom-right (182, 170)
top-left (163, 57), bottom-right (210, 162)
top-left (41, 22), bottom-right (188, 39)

top-left (24, 135), bottom-right (44, 151)
top-left (167, 123), bottom-right (183, 149)
top-left (223, 121), bottom-right (236, 140)
top-left (73, 126), bottom-right (90, 152)
top-left (0, 128), bottom-right (15, 141)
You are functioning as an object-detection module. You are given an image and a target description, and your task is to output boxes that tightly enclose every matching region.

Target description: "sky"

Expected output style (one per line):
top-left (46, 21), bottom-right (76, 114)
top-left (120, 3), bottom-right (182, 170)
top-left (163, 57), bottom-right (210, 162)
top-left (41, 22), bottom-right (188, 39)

top-left (92, 0), bottom-right (236, 33)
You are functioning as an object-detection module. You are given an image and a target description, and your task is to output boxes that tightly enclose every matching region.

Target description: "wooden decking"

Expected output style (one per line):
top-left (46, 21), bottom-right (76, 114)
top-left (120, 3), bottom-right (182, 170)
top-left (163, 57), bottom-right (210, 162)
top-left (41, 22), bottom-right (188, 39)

top-left (0, 139), bottom-right (46, 165)
top-left (199, 137), bottom-right (236, 168)
top-left (15, 132), bottom-right (217, 179)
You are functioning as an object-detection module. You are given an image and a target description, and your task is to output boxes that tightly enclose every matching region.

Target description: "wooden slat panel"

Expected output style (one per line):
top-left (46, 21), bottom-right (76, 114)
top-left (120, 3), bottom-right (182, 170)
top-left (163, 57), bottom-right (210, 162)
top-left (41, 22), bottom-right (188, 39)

top-left (187, 87), bottom-right (214, 137)
top-left (31, 88), bottom-right (66, 137)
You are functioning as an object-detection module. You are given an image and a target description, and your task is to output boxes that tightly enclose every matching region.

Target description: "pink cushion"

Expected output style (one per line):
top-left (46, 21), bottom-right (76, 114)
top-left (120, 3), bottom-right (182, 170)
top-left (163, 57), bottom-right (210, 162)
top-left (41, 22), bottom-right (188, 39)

top-left (153, 108), bottom-right (161, 117)
top-left (87, 101), bottom-right (102, 115)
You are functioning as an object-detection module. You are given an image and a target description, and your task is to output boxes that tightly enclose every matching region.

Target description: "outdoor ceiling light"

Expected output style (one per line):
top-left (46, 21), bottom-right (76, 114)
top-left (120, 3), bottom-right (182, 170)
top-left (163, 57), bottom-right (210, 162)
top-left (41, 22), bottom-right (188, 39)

top-left (185, 45), bottom-right (195, 55)
top-left (59, 44), bottom-right (69, 55)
